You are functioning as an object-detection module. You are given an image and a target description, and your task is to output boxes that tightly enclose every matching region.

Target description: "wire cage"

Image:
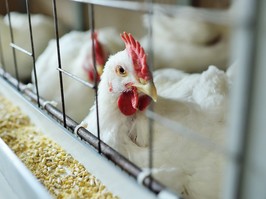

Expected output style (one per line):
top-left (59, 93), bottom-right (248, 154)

top-left (0, 0), bottom-right (266, 199)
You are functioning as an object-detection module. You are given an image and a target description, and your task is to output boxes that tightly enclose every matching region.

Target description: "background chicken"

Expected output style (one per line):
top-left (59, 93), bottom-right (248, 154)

top-left (0, 12), bottom-right (67, 82)
top-left (140, 10), bottom-right (230, 72)
top-left (83, 32), bottom-right (228, 199)
top-left (153, 65), bottom-right (230, 120)
top-left (33, 27), bottom-right (122, 122)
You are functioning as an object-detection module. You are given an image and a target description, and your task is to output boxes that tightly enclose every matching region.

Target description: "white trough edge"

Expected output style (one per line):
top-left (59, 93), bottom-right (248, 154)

top-left (0, 139), bottom-right (52, 199)
top-left (0, 77), bottom-right (157, 199)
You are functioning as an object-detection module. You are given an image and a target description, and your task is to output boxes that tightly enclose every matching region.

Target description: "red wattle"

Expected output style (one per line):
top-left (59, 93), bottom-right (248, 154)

top-left (117, 90), bottom-right (137, 116)
top-left (117, 87), bottom-right (151, 116)
top-left (138, 95), bottom-right (151, 111)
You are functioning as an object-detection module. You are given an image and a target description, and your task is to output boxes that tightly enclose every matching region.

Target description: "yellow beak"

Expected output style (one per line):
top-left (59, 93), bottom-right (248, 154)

top-left (97, 65), bottom-right (104, 76)
top-left (133, 80), bottom-right (157, 102)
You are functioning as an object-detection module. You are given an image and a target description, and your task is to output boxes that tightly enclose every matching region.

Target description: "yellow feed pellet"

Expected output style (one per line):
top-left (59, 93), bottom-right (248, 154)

top-left (0, 95), bottom-right (118, 199)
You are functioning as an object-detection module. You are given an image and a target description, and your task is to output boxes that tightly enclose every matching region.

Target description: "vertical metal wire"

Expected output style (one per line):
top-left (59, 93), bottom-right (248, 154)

top-left (89, 4), bottom-right (101, 153)
top-left (224, 1), bottom-right (258, 199)
top-left (145, 0), bottom-right (154, 188)
top-left (76, 3), bottom-right (89, 30)
top-left (25, 0), bottom-right (40, 107)
top-left (0, 0), bottom-right (6, 75)
top-left (52, 0), bottom-right (67, 127)
top-left (5, 0), bottom-right (20, 89)
top-left (0, 29), bottom-right (6, 76)
top-left (238, 1), bottom-right (266, 197)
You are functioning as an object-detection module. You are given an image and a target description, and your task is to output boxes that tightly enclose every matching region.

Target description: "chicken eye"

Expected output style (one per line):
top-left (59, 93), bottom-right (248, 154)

top-left (116, 65), bottom-right (127, 77)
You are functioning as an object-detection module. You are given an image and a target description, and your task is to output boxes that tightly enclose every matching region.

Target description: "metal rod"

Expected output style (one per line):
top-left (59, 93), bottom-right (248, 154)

top-left (69, 0), bottom-right (232, 25)
top-left (224, 1), bottom-right (263, 199)
top-left (88, 3), bottom-right (102, 154)
top-left (238, 1), bottom-right (266, 197)
top-left (145, 0), bottom-right (155, 189)
top-left (57, 68), bottom-right (95, 89)
top-left (52, 0), bottom-right (67, 128)
top-left (5, 0), bottom-right (20, 89)
top-left (9, 43), bottom-right (32, 56)
top-left (25, 0), bottom-right (40, 107)
top-left (76, 2), bottom-right (89, 30)
top-left (0, 27), bottom-right (7, 74)
top-left (145, 110), bottom-right (231, 158)
top-left (71, 0), bottom-right (151, 12)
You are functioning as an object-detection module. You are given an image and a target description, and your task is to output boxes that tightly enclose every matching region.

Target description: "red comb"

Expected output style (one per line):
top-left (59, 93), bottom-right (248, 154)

top-left (82, 31), bottom-right (106, 82)
top-left (92, 31), bottom-right (106, 65)
top-left (121, 32), bottom-right (151, 81)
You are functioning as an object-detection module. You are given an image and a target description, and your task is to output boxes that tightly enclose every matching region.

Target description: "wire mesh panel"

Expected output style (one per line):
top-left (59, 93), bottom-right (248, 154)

top-left (0, 0), bottom-right (265, 199)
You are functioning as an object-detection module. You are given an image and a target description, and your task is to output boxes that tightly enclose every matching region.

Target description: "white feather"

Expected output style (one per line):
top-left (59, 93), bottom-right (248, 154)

top-left (154, 66), bottom-right (230, 120)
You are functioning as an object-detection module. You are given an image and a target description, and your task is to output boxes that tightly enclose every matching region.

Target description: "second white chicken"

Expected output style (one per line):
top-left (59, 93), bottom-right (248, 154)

top-left (140, 9), bottom-right (230, 72)
top-left (33, 27), bottom-right (122, 122)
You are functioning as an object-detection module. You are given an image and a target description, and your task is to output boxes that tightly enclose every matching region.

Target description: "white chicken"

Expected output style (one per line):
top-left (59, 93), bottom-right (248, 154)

top-left (0, 12), bottom-right (67, 82)
top-left (83, 32), bottom-right (227, 199)
top-left (140, 11), bottom-right (230, 72)
top-left (153, 65), bottom-right (229, 120)
top-left (33, 27), bottom-right (122, 122)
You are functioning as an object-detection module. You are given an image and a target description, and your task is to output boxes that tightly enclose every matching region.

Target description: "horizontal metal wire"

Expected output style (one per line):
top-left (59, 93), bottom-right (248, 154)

top-left (70, 0), bottom-right (153, 12)
top-left (68, 0), bottom-right (233, 25)
top-left (9, 43), bottom-right (32, 56)
top-left (57, 68), bottom-right (95, 89)
top-left (145, 109), bottom-right (236, 160)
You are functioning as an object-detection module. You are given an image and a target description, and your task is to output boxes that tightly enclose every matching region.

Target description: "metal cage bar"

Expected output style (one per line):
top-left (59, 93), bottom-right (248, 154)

top-left (224, 0), bottom-right (266, 199)
top-left (52, 0), bottom-right (67, 127)
top-left (145, 0), bottom-right (155, 188)
top-left (25, 0), bottom-right (40, 107)
top-left (88, 3), bottom-right (102, 154)
top-left (70, 0), bottom-right (232, 25)
top-left (0, 30), bottom-right (6, 74)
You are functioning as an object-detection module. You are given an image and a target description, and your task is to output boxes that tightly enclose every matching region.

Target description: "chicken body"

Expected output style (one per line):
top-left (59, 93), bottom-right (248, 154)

top-left (83, 33), bottom-right (228, 199)
top-left (0, 12), bottom-right (67, 82)
top-left (33, 28), bottom-right (122, 122)
top-left (140, 11), bottom-right (230, 72)
top-left (154, 65), bottom-right (229, 120)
